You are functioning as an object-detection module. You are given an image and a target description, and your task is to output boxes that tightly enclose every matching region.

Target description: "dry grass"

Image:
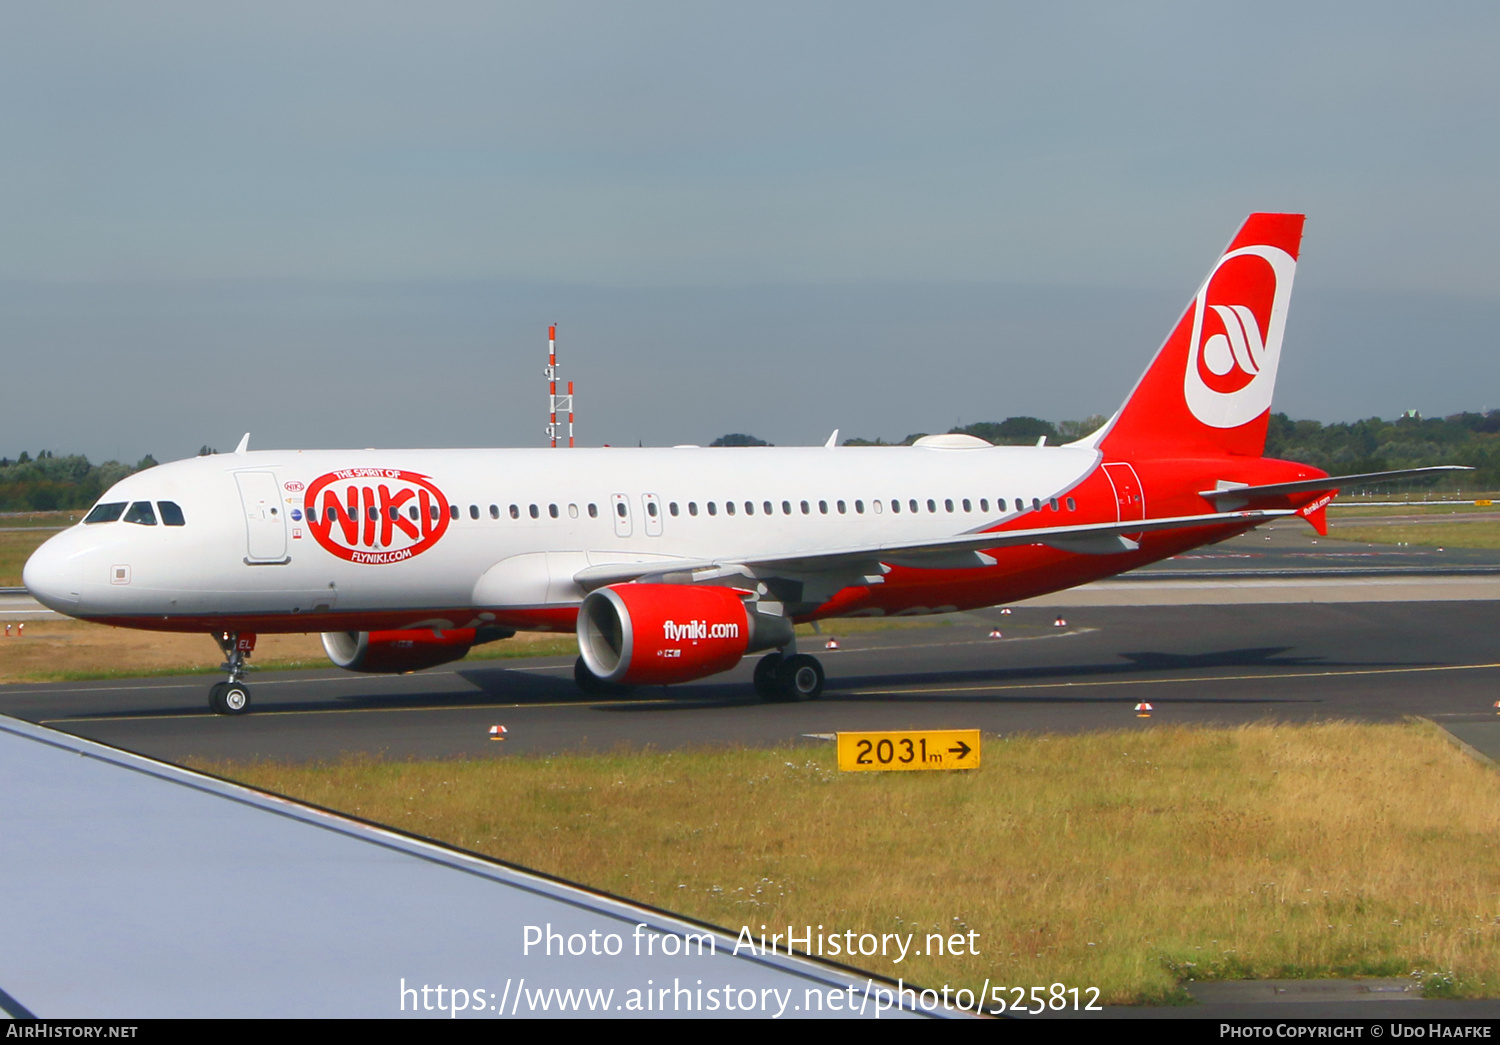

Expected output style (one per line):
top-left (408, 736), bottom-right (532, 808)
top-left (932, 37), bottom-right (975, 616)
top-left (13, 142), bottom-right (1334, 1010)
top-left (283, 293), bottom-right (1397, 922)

top-left (1328, 521), bottom-right (1500, 550)
top-left (0, 526), bottom-right (64, 587)
top-left (0, 620), bottom-right (578, 683)
top-left (195, 721), bottom-right (1500, 1004)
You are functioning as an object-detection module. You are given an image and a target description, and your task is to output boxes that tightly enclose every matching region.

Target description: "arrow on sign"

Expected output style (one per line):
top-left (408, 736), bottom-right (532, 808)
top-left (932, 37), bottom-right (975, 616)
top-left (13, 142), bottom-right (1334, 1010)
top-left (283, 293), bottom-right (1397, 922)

top-left (948, 740), bottom-right (972, 759)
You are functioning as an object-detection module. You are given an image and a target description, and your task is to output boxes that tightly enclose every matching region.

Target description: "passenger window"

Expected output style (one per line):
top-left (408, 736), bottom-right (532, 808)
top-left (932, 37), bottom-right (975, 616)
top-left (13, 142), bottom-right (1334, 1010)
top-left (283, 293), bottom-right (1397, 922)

top-left (800, 500), bottom-right (810, 515)
top-left (368, 506), bottom-right (379, 521)
top-left (588, 503), bottom-right (599, 518)
top-left (891, 499), bottom-right (901, 513)
top-left (530, 504), bottom-right (539, 519)
top-left (470, 505), bottom-right (479, 519)
top-left (818, 500), bottom-right (828, 514)
top-left (1066, 497), bottom-right (1076, 511)
top-left (688, 502), bottom-right (698, 516)
top-left (1050, 497), bottom-right (1059, 511)
top-left (726, 501), bottom-right (736, 516)
top-left (508, 504), bottom-right (519, 519)
top-left (763, 501), bottom-right (773, 515)
top-left (1032, 497), bottom-right (1042, 512)
top-left (707, 502), bottom-right (717, 516)
top-left (123, 501), bottom-right (157, 526)
top-left (647, 502), bottom-right (658, 518)
top-left (85, 502), bottom-right (127, 524)
top-left (962, 499), bottom-right (971, 513)
top-left (616, 502), bottom-right (627, 517)
top-left (569, 504), bottom-right (579, 519)
top-left (449, 504), bottom-right (459, 520)
top-left (743, 501), bottom-right (753, 515)
top-left (980, 498), bottom-right (989, 512)
top-left (408, 505), bottom-right (420, 521)
top-left (669, 502), bottom-right (679, 517)
top-left (945, 499), bottom-right (954, 513)
top-left (782, 501), bottom-right (791, 515)
top-left (927, 499), bottom-right (937, 513)
top-left (157, 501), bottom-right (186, 526)
top-left (855, 500), bottom-right (864, 514)
top-left (837, 500), bottom-right (846, 514)
top-left (909, 499), bottom-right (919, 513)
top-left (873, 499), bottom-right (883, 514)
top-left (549, 504), bottom-right (559, 518)
top-left (491, 505), bottom-right (501, 519)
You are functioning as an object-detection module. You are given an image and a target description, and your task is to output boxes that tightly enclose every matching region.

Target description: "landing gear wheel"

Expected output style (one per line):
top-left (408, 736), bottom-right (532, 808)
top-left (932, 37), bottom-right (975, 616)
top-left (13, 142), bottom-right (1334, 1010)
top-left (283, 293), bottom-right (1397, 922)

top-left (776, 654), bottom-right (825, 701)
top-left (208, 681), bottom-right (251, 715)
top-left (753, 653), bottom-right (785, 699)
top-left (574, 656), bottom-right (633, 697)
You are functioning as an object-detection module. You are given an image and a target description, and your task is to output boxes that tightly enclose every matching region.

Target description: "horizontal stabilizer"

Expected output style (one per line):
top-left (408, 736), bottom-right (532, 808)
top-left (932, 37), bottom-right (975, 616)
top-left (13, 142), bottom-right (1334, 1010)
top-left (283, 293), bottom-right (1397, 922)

top-left (1200, 466), bottom-right (1472, 505)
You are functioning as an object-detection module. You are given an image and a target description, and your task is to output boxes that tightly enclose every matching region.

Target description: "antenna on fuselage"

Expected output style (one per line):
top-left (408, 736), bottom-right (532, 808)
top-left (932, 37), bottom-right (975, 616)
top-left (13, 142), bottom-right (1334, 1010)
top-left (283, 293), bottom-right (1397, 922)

top-left (544, 324), bottom-right (575, 448)
top-left (234, 433), bottom-right (250, 455)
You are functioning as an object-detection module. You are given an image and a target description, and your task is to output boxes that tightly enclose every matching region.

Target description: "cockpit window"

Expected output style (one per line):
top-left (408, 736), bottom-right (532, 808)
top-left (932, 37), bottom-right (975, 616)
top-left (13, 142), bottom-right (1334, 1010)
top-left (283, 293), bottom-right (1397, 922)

top-left (83, 502), bottom-right (126, 524)
top-left (122, 501), bottom-right (157, 526)
top-left (158, 501), bottom-right (186, 526)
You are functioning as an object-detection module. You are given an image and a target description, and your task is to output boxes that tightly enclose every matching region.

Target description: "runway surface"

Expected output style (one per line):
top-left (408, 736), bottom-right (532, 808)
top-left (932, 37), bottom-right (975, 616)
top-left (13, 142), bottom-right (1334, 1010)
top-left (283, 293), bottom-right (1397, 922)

top-left (5, 600), bottom-right (1500, 765)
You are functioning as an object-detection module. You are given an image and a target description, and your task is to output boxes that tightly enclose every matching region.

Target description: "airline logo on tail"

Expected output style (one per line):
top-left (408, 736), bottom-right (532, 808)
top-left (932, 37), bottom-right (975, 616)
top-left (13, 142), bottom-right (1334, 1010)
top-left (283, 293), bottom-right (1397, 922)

top-left (1183, 244), bottom-right (1297, 429)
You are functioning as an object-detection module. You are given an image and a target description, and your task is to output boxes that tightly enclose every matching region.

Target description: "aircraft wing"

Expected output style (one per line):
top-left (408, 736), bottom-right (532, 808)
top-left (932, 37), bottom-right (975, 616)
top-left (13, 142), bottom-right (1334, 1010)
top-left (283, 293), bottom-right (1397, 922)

top-left (572, 509), bottom-right (1294, 589)
top-left (1199, 466), bottom-right (1471, 506)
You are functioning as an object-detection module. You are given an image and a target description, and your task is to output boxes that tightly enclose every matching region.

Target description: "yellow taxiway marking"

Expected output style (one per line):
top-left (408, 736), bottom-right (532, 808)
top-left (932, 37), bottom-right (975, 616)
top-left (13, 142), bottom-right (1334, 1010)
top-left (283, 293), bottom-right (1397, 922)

top-left (38, 660), bottom-right (1500, 725)
top-left (848, 661), bottom-right (1500, 698)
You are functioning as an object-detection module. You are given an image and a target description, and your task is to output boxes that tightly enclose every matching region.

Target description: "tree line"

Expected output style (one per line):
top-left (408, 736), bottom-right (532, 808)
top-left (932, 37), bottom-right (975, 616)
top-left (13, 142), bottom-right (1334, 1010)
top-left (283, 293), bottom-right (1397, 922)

top-left (0, 451), bottom-right (157, 512)
top-left (9, 410), bottom-right (1500, 512)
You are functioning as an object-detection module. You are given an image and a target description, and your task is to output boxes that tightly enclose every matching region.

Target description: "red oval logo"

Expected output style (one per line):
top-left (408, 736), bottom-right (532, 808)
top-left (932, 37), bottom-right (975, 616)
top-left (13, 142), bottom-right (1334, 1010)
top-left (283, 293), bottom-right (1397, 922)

top-left (303, 469), bottom-right (450, 564)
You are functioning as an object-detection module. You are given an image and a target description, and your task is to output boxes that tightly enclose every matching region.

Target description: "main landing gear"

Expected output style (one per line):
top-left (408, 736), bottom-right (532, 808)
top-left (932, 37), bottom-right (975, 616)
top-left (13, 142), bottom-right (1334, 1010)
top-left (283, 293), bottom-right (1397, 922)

top-left (208, 631), bottom-right (254, 715)
top-left (754, 651), bottom-right (825, 702)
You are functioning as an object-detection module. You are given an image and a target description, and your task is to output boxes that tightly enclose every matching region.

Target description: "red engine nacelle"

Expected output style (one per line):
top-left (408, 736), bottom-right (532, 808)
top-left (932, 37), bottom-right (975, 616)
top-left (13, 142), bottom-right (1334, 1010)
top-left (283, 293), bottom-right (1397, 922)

top-left (322, 628), bottom-right (481, 674)
top-left (578, 584), bottom-right (789, 685)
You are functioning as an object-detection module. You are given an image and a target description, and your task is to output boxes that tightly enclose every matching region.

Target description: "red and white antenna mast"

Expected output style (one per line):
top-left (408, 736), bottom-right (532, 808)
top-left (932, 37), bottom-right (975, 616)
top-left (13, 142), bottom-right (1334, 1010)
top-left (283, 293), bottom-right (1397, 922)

top-left (544, 324), bottom-right (575, 447)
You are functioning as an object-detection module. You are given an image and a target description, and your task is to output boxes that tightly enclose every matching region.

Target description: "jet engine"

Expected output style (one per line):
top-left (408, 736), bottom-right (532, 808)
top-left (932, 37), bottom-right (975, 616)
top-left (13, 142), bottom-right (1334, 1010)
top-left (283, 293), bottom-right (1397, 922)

top-left (577, 583), bottom-right (793, 686)
top-left (321, 626), bottom-right (511, 674)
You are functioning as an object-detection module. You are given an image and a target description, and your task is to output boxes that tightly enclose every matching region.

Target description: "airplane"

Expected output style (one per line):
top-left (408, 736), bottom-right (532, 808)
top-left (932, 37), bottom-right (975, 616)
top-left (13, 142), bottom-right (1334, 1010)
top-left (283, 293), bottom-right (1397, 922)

top-left (22, 213), bottom-right (1466, 715)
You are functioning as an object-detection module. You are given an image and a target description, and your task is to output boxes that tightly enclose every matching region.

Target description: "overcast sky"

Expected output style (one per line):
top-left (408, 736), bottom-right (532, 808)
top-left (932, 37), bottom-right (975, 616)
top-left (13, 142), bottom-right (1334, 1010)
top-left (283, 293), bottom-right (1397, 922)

top-left (3, 3), bottom-right (1498, 461)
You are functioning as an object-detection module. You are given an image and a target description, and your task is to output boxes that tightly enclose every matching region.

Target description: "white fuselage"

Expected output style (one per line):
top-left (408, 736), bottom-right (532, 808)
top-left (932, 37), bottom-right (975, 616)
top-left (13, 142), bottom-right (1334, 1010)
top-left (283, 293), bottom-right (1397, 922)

top-left (25, 442), bottom-right (1154, 633)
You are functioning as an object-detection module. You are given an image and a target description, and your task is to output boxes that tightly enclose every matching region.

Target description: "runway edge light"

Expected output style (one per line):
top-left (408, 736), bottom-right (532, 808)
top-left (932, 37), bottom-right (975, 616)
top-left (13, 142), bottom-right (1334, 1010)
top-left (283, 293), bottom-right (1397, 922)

top-left (489, 724), bottom-right (507, 740)
top-left (1135, 703), bottom-right (1153, 718)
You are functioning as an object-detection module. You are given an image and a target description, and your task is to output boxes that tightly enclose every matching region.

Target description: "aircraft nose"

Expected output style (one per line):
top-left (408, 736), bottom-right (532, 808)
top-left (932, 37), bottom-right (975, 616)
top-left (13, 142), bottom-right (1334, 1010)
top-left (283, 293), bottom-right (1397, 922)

top-left (23, 531), bottom-right (83, 613)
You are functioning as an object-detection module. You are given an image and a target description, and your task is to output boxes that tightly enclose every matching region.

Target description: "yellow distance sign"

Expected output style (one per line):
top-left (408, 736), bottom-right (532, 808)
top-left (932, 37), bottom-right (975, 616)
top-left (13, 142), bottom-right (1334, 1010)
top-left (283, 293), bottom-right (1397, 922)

top-left (836, 729), bottom-right (981, 772)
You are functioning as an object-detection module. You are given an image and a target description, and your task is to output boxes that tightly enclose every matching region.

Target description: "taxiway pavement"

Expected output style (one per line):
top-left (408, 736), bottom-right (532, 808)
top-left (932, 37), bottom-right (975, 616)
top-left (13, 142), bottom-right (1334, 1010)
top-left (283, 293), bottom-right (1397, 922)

top-left (4, 600), bottom-right (1499, 765)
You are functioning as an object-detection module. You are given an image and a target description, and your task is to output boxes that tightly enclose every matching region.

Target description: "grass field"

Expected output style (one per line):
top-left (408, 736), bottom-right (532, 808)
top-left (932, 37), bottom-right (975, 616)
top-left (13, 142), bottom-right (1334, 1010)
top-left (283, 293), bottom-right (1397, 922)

top-left (196, 721), bottom-right (1500, 1004)
top-left (1328, 520), bottom-right (1500, 550)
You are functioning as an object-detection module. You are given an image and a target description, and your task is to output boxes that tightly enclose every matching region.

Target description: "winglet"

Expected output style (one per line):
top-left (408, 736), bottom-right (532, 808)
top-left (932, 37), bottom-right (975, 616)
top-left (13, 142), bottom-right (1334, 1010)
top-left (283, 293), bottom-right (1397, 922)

top-left (234, 433), bottom-right (250, 455)
top-left (824, 429), bottom-right (839, 449)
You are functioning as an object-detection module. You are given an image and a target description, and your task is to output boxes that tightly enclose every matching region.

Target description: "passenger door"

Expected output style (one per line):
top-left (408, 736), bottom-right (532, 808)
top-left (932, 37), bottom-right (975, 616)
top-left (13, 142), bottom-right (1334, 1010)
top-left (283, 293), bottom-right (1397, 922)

top-left (235, 471), bottom-right (288, 563)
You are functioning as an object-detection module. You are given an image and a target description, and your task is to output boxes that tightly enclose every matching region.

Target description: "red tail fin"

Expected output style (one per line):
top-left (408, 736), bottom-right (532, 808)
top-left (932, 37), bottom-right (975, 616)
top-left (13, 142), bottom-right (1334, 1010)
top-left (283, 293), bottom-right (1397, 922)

top-left (1094, 213), bottom-right (1305, 459)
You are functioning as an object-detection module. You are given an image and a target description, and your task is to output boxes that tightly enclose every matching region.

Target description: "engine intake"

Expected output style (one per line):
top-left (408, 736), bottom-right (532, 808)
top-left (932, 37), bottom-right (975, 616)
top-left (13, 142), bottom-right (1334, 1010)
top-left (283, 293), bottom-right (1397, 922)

top-left (578, 583), bottom-right (793, 685)
top-left (321, 626), bottom-right (511, 674)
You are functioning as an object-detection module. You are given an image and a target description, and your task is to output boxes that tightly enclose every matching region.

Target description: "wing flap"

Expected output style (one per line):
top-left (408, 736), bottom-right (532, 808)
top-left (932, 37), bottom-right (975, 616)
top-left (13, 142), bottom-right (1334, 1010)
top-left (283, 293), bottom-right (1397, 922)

top-left (573, 509), bottom-right (1294, 588)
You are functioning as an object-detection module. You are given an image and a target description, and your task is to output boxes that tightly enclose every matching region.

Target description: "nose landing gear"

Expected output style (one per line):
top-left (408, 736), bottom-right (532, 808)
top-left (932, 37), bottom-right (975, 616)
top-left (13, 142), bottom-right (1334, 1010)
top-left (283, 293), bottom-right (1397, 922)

top-left (208, 632), bottom-right (255, 715)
